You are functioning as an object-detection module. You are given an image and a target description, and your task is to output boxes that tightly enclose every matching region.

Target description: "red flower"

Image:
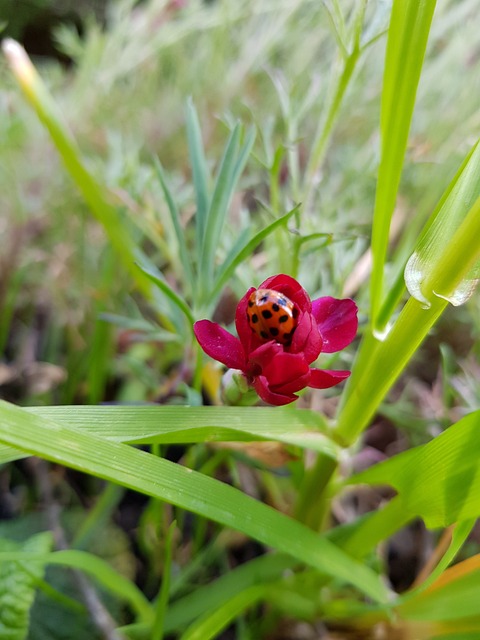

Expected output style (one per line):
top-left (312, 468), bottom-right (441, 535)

top-left (194, 274), bottom-right (358, 406)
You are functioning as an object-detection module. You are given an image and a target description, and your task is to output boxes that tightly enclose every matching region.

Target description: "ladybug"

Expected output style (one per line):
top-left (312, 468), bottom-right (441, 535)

top-left (246, 289), bottom-right (299, 345)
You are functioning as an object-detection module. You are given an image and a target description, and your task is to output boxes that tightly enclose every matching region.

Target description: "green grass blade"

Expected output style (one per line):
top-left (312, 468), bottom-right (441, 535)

top-left (164, 553), bottom-right (293, 633)
top-left (186, 98), bottom-right (210, 252)
top-left (2, 39), bottom-right (152, 301)
top-left (181, 585), bottom-right (266, 640)
top-left (0, 401), bottom-right (388, 603)
top-left (369, 0), bottom-right (436, 329)
top-left (151, 522), bottom-right (176, 640)
top-left (210, 205), bottom-right (300, 301)
top-left (153, 156), bottom-right (195, 294)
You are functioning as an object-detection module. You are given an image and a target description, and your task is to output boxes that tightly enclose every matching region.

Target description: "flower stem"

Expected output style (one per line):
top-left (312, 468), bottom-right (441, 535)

top-left (294, 451), bottom-right (338, 530)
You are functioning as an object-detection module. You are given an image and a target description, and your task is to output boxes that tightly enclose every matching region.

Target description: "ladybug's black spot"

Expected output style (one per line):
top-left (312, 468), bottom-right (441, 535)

top-left (278, 314), bottom-right (289, 323)
top-left (260, 330), bottom-right (269, 339)
top-left (272, 303), bottom-right (280, 312)
top-left (248, 300), bottom-right (254, 307)
top-left (261, 310), bottom-right (273, 319)
top-left (283, 332), bottom-right (292, 341)
top-left (270, 327), bottom-right (279, 337)
top-left (292, 307), bottom-right (299, 319)
top-left (251, 314), bottom-right (259, 324)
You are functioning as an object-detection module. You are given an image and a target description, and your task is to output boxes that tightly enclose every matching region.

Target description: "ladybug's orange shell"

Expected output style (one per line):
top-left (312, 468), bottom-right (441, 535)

top-left (246, 289), bottom-right (299, 345)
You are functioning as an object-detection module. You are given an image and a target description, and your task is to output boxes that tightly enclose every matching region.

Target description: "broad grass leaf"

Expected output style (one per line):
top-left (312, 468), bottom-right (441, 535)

top-left (0, 405), bottom-right (338, 466)
top-left (350, 411), bottom-right (480, 528)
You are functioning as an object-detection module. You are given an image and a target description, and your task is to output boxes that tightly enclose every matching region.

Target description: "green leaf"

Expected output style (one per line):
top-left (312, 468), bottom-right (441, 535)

top-left (350, 411), bottom-right (480, 528)
top-left (369, 0), bottom-right (437, 328)
top-left (186, 99), bottom-right (210, 253)
top-left (0, 532), bottom-right (52, 640)
top-left (136, 262), bottom-right (195, 327)
top-left (210, 204), bottom-right (300, 301)
top-left (153, 156), bottom-right (195, 294)
top-left (199, 124), bottom-right (245, 292)
top-left (0, 401), bottom-right (387, 603)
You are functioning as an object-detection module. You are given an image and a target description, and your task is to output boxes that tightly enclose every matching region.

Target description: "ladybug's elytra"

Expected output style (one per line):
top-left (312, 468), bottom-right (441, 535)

top-left (246, 289), bottom-right (299, 345)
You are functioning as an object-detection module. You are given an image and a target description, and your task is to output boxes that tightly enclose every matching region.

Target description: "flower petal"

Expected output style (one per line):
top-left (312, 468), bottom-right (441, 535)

top-left (309, 368), bottom-right (351, 389)
top-left (289, 311), bottom-right (323, 363)
top-left (311, 297), bottom-right (358, 353)
top-left (253, 376), bottom-right (298, 406)
top-left (261, 352), bottom-right (309, 389)
top-left (260, 274), bottom-right (312, 311)
top-left (193, 320), bottom-right (245, 370)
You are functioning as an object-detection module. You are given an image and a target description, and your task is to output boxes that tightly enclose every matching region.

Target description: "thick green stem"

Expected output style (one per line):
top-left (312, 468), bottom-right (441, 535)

top-left (335, 296), bottom-right (446, 446)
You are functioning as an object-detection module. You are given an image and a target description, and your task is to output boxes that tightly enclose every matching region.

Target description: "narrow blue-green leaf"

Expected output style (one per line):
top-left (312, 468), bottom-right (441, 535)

top-left (370, 0), bottom-right (436, 328)
top-left (136, 262), bottom-right (195, 327)
top-left (0, 532), bottom-right (52, 640)
top-left (99, 313), bottom-right (180, 343)
top-left (230, 126), bottom-right (256, 198)
top-left (199, 125), bottom-right (241, 291)
top-left (211, 205), bottom-right (300, 301)
top-left (153, 155), bottom-right (195, 293)
top-left (0, 401), bottom-right (387, 602)
top-left (350, 411), bottom-right (480, 528)
top-left (186, 98), bottom-right (210, 250)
